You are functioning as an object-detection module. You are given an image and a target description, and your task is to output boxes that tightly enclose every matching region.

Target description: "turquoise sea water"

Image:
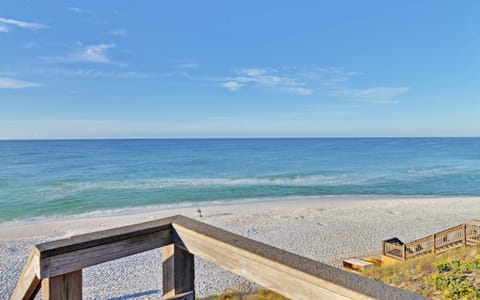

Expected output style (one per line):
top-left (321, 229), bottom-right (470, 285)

top-left (1, 138), bottom-right (480, 222)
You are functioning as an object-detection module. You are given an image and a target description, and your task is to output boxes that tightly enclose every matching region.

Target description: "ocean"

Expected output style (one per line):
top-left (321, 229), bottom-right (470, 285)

top-left (1, 138), bottom-right (479, 222)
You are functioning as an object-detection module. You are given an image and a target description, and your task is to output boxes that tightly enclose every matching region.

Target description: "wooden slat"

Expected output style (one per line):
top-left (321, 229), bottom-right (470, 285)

top-left (162, 244), bottom-right (195, 299)
top-left (35, 216), bottom-right (176, 258)
top-left (405, 235), bottom-right (434, 259)
top-left (383, 242), bottom-right (404, 260)
top-left (10, 251), bottom-right (41, 300)
top-left (41, 270), bottom-right (82, 300)
top-left (466, 223), bottom-right (480, 243)
top-left (38, 227), bottom-right (173, 278)
top-left (173, 216), bottom-right (423, 300)
top-left (35, 216), bottom-right (176, 278)
top-left (434, 224), bottom-right (464, 248)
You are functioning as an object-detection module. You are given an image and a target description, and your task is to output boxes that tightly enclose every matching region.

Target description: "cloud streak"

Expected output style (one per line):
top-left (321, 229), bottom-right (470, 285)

top-left (0, 17), bottom-right (49, 32)
top-left (330, 87), bottom-right (410, 104)
top-left (67, 7), bottom-right (91, 14)
top-left (0, 77), bottom-right (44, 89)
top-left (42, 68), bottom-right (153, 79)
top-left (43, 44), bottom-right (121, 65)
top-left (0, 67), bottom-right (159, 80)
top-left (217, 66), bottom-right (408, 102)
top-left (76, 44), bottom-right (116, 63)
top-left (220, 68), bottom-right (313, 95)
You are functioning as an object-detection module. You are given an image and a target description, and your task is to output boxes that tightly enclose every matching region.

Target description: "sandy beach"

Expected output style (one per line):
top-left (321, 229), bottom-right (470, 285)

top-left (1, 196), bottom-right (479, 299)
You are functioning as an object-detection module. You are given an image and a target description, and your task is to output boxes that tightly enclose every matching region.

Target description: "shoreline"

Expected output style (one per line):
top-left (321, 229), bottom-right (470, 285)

top-left (0, 193), bottom-right (474, 232)
top-left (1, 195), bottom-right (479, 298)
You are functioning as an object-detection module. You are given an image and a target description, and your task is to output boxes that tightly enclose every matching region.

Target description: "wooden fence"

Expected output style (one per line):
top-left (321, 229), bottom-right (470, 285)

top-left (10, 215), bottom-right (424, 300)
top-left (383, 221), bottom-right (480, 261)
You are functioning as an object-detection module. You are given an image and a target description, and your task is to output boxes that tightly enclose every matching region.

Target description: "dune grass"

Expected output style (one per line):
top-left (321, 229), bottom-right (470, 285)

top-left (200, 288), bottom-right (289, 300)
top-left (363, 245), bottom-right (480, 299)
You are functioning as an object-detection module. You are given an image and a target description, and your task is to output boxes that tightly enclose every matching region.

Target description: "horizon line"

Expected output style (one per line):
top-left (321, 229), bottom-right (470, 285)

top-left (0, 136), bottom-right (479, 141)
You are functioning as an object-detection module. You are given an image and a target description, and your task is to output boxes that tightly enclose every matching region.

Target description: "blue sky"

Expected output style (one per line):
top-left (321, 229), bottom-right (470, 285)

top-left (0, 1), bottom-right (479, 138)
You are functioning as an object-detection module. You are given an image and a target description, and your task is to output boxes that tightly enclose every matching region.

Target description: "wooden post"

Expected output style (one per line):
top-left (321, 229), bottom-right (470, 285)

top-left (41, 270), bottom-right (82, 300)
top-left (432, 234), bottom-right (436, 254)
top-left (10, 252), bottom-right (41, 300)
top-left (402, 244), bottom-right (406, 261)
top-left (162, 244), bottom-right (195, 300)
top-left (464, 224), bottom-right (467, 246)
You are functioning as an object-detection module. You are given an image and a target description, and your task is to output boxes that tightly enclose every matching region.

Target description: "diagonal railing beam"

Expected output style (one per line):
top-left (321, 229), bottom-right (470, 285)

top-left (11, 215), bottom-right (428, 300)
top-left (10, 251), bottom-right (41, 300)
top-left (172, 216), bottom-right (423, 300)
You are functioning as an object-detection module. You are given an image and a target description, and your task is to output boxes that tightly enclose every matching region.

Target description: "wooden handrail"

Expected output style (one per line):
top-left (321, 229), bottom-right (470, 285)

top-left (11, 215), bottom-right (424, 300)
top-left (35, 216), bottom-right (175, 278)
top-left (173, 216), bottom-right (422, 299)
top-left (383, 221), bottom-right (480, 262)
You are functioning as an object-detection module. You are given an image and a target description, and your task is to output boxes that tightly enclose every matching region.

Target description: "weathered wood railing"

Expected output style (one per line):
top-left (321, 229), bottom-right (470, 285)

top-left (382, 238), bottom-right (405, 261)
top-left (11, 215), bottom-right (424, 300)
top-left (382, 221), bottom-right (480, 261)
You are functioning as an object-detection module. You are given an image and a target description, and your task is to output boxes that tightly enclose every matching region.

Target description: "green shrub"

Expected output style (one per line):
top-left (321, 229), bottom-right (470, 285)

top-left (363, 245), bottom-right (480, 299)
top-left (424, 274), bottom-right (479, 299)
top-left (436, 259), bottom-right (480, 274)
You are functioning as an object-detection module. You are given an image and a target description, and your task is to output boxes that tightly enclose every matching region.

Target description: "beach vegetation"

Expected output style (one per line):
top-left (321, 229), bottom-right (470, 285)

top-left (200, 288), bottom-right (289, 300)
top-left (364, 245), bottom-right (480, 299)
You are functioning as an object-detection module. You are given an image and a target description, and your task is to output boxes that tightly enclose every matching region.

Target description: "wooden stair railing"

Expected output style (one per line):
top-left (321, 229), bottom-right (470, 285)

top-left (382, 220), bottom-right (480, 262)
top-left (11, 215), bottom-right (424, 300)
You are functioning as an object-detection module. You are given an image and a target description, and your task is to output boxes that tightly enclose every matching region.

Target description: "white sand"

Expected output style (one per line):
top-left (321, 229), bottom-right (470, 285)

top-left (1, 196), bottom-right (479, 299)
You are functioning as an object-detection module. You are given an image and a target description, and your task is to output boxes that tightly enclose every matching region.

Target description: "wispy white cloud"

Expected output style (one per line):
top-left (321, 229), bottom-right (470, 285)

top-left (287, 87), bottom-right (314, 95)
top-left (0, 77), bottom-right (44, 89)
top-left (0, 17), bottom-right (49, 32)
top-left (43, 43), bottom-right (121, 65)
top-left (76, 44), bottom-right (116, 63)
top-left (242, 68), bottom-right (268, 76)
top-left (331, 87), bottom-right (410, 104)
top-left (107, 29), bottom-right (127, 38)
top-left (219, 68), bottom-right (313, 95)
top-left (0, 67), bottom-right (155, 79)
top-left (296, 67), bottom-right (362, 87)
top-left (46, 69), bottom-right (153, 78)
top-left (67, 7), bottom-right (91, 14)
top-left (221, 81), bottom-right (242, 91)
top-left (216, 66), bottom-right (408, 102)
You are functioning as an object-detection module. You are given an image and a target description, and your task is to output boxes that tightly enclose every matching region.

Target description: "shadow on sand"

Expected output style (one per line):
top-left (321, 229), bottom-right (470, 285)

top-left (108, 289), bottom-right (161, 300)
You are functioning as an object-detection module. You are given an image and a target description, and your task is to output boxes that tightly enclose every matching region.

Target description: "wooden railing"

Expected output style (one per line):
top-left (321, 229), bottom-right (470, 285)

top-left (382, 238), bottom-right (405, 260)
top-left (382, 221), bottom-right (480, 261)
top-left (10, 215), bottom-right (424, 300)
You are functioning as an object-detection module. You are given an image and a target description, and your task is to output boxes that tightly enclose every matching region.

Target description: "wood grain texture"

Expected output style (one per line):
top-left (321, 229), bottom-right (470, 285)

top-left (173, 216), bottom-right (424, 300)
top-left (36, 216), bottom-right (177, 258)
top-left (162, 244), bottom-right (195, 299)
top-left (10, 251), bottom-right (41, 300)
top-left (39, 227), bottom-right (173, 278)
top-left (41, 270), bottom-right (82, 300)
top-left (11, 215), bottom-right (437, 299)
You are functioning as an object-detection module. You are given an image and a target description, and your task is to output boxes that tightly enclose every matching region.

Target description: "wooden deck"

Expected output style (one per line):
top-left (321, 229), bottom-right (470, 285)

top-left (382, 221), bottom-right (480, 262)
top-left (11, 215), bottom-right (424, 300)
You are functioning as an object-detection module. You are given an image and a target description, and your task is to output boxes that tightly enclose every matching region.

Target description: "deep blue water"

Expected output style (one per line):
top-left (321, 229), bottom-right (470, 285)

top-left (1, 138), bottom-right (480, 222)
